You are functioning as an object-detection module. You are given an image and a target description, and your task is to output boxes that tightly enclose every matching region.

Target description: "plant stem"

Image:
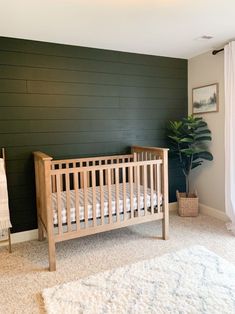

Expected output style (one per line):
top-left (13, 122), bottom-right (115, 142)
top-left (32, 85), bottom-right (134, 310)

top-left (178, 142), bottom-right (187, 178)
top-left (187, 153), bottom-right (194, 196)
top-left (186, 175), bottom-right (189, 196)
top-left (178, 143), bottom-right (183, 164)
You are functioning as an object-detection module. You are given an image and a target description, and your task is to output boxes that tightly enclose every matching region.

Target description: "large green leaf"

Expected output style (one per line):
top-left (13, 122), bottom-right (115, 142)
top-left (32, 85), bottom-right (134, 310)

top-left (193, 151), bottom-right (213, 161)
top-left (194, 117), bottom-right (203, 121)
top-left (168, 120), bottom-right (183, 132)
top-left (168, 135), bottom-right (181, 143)
top-left (197, 151), bottom-right (213, 160)
top-left (180, 148), bottom-right (194, 156)
top-left (180, 147), bottom-right (205, 156)
top-left (197, 121), bottom-right (207, 128)
top-left (191, 161), bottom-right (203, 169)
top-left (179, 137), bottom-right (194, 143)
top-left (195, 129), bottom-right (211, 135)
top-left (195, 135), bottom-right (212, 142)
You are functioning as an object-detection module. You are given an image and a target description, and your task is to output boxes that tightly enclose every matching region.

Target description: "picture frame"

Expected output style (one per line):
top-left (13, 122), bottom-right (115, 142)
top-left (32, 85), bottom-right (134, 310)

top-left (192, 83), bottom-right (219, 114)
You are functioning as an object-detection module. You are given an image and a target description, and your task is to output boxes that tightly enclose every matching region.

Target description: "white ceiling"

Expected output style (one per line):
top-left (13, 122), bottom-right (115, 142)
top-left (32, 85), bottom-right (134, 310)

top-left (1, 0), bottom-right (235, 59)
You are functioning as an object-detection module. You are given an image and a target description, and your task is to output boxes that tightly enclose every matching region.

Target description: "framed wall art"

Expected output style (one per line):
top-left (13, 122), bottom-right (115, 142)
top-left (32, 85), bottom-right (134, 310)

top-left (192, 83), bottom-right (218, 114)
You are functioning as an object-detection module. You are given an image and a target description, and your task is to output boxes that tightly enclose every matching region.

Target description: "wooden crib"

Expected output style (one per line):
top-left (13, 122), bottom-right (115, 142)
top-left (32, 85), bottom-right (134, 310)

top-left (34, 146), bottom-right (169, 271)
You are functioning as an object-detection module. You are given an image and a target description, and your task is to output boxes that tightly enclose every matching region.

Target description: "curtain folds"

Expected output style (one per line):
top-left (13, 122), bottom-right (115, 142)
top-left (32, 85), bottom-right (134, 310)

top-left (224, 41), bottom-right (235, 234)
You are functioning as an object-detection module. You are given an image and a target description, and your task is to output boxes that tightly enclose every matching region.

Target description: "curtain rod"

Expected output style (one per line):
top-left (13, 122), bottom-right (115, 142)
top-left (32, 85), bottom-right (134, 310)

top-left (212, 48), bottom-right (224, 55)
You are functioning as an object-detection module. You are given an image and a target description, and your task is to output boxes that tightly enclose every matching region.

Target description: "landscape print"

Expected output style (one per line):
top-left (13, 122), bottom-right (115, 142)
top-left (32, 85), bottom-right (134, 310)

top-left (192, 83), bottom-right (218, 114)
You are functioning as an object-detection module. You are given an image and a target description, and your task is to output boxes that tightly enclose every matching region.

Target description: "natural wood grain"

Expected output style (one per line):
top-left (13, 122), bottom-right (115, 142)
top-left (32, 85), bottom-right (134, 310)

top-left (65, 172), bottom-right (72, 233)
top-left (92, 170), bottom-right (97, 227)
top-left (115, 167), bottom-right (120, 223)
top-left (73, 171), bottom-right (80, 231)
top-left (99, 169), bottom-right (104, 226)
top-left (56, 174), bottom-right (63, 236)
top-left (122, 166), bottom-right (126, 221)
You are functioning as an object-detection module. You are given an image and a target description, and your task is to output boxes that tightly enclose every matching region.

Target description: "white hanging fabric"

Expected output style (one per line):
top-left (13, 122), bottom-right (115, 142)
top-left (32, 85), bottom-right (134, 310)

top-left (0, 158), bottom-right (12, 232)
top-left (224, 41), bottom-right (235, 234)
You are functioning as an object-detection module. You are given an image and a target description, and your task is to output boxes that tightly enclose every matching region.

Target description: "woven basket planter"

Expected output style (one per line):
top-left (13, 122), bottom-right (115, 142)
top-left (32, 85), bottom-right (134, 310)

top-left (176, 190), bottom-right (199, 217)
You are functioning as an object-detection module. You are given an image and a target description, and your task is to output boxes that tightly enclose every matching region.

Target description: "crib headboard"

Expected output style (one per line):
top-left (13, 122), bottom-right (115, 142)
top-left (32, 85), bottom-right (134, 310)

top-left (131, 145), bottom-right (168, 161)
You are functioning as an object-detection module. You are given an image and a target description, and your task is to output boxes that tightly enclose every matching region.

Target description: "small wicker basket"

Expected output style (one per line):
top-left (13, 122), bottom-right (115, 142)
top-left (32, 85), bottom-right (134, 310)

top-left (176, 190), bottom-right (199, 217)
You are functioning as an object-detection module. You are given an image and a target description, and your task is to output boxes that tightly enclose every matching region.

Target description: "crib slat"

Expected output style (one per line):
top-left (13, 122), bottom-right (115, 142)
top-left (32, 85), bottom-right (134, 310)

top-left (129, 166), bottom-right (134, 218)
top-left (141, 153), bottom-right (144, 186)
top-left (122, 166), bottom-right (127, 220)
top-left (65, 172), bottom-right (72, 232)
top-left (150, 164), bottom-right (154, 215)
top-left (83, 171), bottom-right (88, 228)
top-left (105, 160), bottom-right (108, 185)
top-left (143, 164), bottom-right (147, 215)
top-left (111, 160), bottom-right (114, 184)
top-left (73, 171), bottom-right (80, 231)
top-left (86, 162), bottom-right (90, 187)
top-left (145, 152), bottom-right (148, 161)
top-left (107, 168), bottom-right (112, 224)
top-left (92, 170), bottom-right (97, 227)
top-left (51, 164), bottom-right (56, 192)
top-left (99, 169), bottom-right (104, 226)
top-left (157, 163), bottom-right (161, 213)
top-left (153, 156), bottom-right (156, 191)
top-left (136, 165), bottom-right (140, 217)
top-left (133, 153), bottom-right (137, 184)
top-left (115, 167), bottom-right (120, 223)
top-left (127, 164), bottom-right (131, 203)
top-left (80, 163), bottom-right (84, 188)
top-left (56, 174), bottom-right (63, 235)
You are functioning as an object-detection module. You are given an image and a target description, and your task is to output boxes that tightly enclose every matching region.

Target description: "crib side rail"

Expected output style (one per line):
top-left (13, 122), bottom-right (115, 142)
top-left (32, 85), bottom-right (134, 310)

top-left (51, 158), bottom-right (163, 240)
top-left (51, 154), bottom-right (134, 189)
top-left (51, 154), bottom-right (134, 168)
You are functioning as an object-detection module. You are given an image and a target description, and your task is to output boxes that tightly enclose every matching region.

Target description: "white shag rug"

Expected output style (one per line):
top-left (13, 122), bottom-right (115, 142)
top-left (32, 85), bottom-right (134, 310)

top-left (42, 246), bottom-right (235, 314)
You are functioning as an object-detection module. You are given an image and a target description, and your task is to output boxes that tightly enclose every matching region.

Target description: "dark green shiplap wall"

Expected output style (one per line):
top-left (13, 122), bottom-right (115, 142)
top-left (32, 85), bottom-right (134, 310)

top-left (0, 37), bottom-right (187, 233)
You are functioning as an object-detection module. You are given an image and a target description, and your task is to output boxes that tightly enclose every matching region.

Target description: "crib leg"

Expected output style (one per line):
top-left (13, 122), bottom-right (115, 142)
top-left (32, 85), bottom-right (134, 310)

top-left (48, 238), bottom-right (56, 271)
top-left (162, 209), bottom-right (169, 240)
top-left (38, 218), bottom-right (45, 241)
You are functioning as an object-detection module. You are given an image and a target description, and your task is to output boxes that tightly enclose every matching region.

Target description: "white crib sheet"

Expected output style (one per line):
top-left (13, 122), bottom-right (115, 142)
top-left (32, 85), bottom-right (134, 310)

top-left (52, 183), bottom-right (162, 225)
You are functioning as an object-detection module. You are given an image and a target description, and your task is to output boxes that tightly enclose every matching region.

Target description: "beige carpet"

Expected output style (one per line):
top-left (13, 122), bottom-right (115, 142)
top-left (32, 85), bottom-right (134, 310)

top-left (0, 212), bottom-right (235, 314)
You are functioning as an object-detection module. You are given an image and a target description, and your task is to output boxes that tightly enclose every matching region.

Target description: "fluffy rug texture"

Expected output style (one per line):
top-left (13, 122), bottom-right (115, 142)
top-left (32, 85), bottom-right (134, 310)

top-left (43, 246), bottom-right (235, 314)
top-left (1, 213), bottom-right (235, 313)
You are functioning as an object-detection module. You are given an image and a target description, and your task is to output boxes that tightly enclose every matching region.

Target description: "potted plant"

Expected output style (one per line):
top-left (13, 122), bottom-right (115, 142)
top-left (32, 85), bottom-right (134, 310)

top-left (167, 115), bottom-right (213, 217)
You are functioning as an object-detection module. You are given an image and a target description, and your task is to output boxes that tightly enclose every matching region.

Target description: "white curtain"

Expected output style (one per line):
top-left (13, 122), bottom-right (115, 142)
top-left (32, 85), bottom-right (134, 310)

top-left (224, 41), bottom-right (235, 234)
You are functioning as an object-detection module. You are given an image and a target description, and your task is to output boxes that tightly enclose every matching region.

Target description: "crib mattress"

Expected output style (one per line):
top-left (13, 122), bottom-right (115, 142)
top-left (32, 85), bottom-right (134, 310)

top-left (52, 183), bottom-right (162, 225)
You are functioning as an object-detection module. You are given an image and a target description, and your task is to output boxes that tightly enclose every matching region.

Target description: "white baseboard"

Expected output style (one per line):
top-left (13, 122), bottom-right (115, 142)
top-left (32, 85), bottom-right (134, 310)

top-left (199, 203), bottom-right (229, 222)
top-left (0, 229), bottom-right (38, 247)
top-left (0, 202), bottom-right (228, 247)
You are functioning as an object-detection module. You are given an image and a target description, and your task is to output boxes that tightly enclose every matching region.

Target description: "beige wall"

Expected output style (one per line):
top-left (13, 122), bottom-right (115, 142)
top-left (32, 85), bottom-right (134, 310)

top-left (188, 50), bottom-right (225, 212)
